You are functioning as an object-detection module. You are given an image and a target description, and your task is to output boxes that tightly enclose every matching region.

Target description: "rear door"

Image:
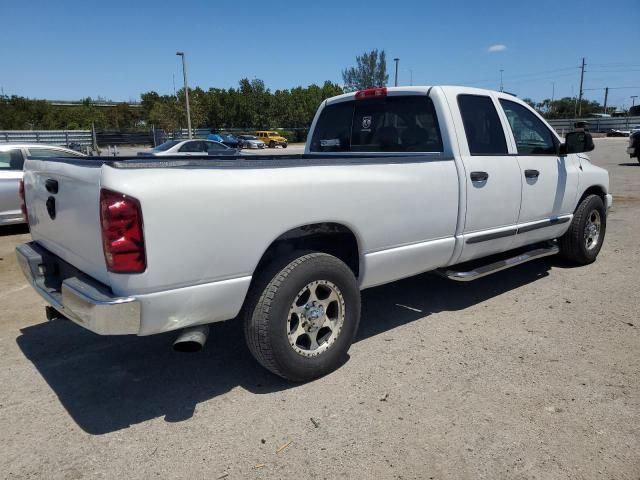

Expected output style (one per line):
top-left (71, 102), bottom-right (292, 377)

top-left (498, 98), bottom-right (580, 247)
top-left (453, 93), bottom-right (522, 263)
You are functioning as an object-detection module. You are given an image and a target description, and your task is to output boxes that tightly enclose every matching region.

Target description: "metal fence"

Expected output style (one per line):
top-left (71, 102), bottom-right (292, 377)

top-left (548, 116), bottom-right (640, 135)
top-left (0, 130), bottom-right (93, 146)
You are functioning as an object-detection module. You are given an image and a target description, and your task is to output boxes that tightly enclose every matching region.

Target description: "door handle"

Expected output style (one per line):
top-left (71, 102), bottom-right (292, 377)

top-left (524, 169), bottom-right (540, 179)
top-left (45, 179), bottom-right (59, 194)
top-left (470, 171), bottom-right (489, 182)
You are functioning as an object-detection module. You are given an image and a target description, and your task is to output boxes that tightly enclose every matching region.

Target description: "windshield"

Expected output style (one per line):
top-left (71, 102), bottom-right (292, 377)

top-left (153, 140), bottom-right (180, 151)
top-left (245, 135), bottom-right (258, 140)
top-left (268, 132), bottom-right (279, 137)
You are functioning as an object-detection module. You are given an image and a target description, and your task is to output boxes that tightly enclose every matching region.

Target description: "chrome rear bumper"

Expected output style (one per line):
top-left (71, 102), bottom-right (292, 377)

top-left (16, 242), bottom-right (140, 335)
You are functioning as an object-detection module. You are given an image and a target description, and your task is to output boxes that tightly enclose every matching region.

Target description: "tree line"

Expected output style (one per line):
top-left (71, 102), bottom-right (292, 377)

top-left (0, 79), bottom-right (344, 133)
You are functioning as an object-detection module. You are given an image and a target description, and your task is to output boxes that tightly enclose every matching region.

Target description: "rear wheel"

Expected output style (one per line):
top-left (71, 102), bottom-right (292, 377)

top-left (269, 141), bottom-right (276, 148)
top-left (244, 252), bottom-right (360, 382)
top-left (559, 194), bottom-right (606, 265)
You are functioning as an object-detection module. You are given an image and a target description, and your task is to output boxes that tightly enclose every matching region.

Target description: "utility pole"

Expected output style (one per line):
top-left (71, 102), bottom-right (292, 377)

top-left (176, 51), bottom-right (192, 139)
top-left (410, 69), bottom-right (413, 86)
top-left (577, 57), bottom-right (586, 117)
top-left (603, 87), bottom-right (609, 114)
top-left (393, 58), bottom-right (399, 87)
top-left (632, 95), bottom-right (638, 108)
top-left (499, 69), bottom-right (504, 92)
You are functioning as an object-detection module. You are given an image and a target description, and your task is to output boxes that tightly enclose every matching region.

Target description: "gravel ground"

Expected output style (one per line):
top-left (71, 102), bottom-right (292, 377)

top-left (0, 138), bottom-right (638, 479)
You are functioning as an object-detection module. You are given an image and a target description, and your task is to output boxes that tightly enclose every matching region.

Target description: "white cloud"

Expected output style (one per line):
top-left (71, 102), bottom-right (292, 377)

top-left (487, 44), bottom-right (507, 53)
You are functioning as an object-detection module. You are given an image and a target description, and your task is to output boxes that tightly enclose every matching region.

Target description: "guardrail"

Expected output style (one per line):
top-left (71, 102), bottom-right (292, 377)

top-left (548, 116), bottom-right (640, 134)
top-left (0, 130), bottom-right (93, 146)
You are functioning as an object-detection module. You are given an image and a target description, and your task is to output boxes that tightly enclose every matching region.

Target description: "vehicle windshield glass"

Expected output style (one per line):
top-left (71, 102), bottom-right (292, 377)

top-left (153, 140), bottom-right (180, 151)
top-left (245, 136), bottom-right (257, 140)
top-left (268, 133), bottom-right (279, 136)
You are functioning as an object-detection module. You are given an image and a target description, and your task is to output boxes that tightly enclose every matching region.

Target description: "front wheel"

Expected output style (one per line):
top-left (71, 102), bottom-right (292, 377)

top-left (559, 194), bottom-right (606, 265)
top-left (269, 141), bottom-right (276, 148)
top-left (244, 252), bottom-right (360, 381)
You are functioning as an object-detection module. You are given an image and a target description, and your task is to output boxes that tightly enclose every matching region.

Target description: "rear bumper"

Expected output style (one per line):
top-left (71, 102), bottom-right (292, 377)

top-left (16, 242), bottom-right (140, 335)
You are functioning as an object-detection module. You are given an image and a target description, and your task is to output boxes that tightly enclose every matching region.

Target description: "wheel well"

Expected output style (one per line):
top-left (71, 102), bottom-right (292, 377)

top-left (578, 185), bottom-right (606, 206)
top-left (255, 223), bottom-right (360, 277)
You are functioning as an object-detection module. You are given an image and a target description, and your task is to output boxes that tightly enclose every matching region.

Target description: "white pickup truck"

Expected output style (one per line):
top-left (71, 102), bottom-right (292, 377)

top-left (17, 86), bottom-right (612, 381)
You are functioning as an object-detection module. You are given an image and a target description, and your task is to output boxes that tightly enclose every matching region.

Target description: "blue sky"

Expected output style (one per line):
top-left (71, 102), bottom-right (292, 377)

top-left (2, 0), bottom-right (639, 109)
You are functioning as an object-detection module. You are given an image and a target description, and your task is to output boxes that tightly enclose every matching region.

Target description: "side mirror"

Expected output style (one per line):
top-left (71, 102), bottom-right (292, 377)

top-left (560, 131), bottom-right (594, 155)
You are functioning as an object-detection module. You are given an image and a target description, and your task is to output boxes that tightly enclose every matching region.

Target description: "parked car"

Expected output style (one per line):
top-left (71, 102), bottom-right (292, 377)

top-left (0, 144), bottom-right (85, 226)
top-left (628, 131), bottom-right (640, 161)
top-left (17, 86), bottom-right (611, 382)
top-left (219, 133), bottom-right (241, 149)
top-left (256, 130), bottom-right (288, 148)
top-left (606, 129), bottom-right (630, 137)
top-left (137, 139), bottom-right (237, 156)
top-left (237, 135), bottom-right (266, 149)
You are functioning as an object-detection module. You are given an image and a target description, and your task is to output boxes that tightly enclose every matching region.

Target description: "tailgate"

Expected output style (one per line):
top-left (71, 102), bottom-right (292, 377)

top-left (23, 158), bottom-right (110, 286)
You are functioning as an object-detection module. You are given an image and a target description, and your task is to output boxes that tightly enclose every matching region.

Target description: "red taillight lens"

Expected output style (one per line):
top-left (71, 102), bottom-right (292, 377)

top-left (19, 179), bottom-right (28, 221)
top-left (355, 87), bottom-right (387, 99)
top-left (100, 189), bottom-right (146, 273)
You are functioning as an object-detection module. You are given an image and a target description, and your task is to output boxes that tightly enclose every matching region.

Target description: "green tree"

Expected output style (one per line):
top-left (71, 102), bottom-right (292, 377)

top-left (341, 49), bottom-right (388, 92)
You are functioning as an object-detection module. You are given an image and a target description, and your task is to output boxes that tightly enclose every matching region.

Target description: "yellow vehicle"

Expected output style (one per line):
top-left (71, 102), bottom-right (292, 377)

top-left (256, 130), bottom-right (288, 148)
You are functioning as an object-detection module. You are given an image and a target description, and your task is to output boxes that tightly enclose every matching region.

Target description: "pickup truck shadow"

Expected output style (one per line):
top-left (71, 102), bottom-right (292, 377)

top-left (0, 224), bottom-right (29, 237)
top-left (16, 259), bottom-right (551, 435)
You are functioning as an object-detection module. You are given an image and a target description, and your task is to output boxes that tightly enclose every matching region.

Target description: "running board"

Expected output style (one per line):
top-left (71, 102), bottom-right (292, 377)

top-left (437, 243), bottom-right (559, 282)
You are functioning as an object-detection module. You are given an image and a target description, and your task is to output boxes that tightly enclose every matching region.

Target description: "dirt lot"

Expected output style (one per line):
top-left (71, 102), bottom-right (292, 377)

top-left (1, 138), bottom-right (638, 479)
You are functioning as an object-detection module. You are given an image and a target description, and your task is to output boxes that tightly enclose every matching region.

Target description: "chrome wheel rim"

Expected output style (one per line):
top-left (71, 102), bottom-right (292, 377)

top-left (584, 209), bottom-right (602, 251)
top-left (287, 280), bottom-right (345, 357)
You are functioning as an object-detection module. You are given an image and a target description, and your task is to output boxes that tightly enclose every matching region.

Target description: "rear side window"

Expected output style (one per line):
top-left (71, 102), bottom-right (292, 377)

top-left (457, 95), bottom-right (508, 155)
top-left (0, 149), bottom-right (25, 170)
top-left (179, 141), bottom-right (206, 153)
top-left (310, 96), bottom-right (443, 153)
top-left (499, 99), bottom-right (557, 155)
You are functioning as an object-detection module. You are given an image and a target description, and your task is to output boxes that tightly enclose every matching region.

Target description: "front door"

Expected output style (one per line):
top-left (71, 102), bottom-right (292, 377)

top-left (454, 93), bottom-right (522, 263)
top-left (498, 99), bottom-right (580, 247)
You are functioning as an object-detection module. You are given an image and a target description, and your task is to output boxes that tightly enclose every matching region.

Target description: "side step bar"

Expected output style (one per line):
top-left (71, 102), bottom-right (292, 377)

top-left (437, 243), bottom-right (559, 282)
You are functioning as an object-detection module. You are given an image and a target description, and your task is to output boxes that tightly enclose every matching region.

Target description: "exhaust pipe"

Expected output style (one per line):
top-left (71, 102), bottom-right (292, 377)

top-left (173, 325), bottom-right (209, 352)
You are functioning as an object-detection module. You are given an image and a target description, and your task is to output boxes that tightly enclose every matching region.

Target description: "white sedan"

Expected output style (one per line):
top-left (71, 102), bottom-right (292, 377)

top-left (0, 143), bottom-right (86, 226)
top-left (138, 139), bottom-right (240, 156)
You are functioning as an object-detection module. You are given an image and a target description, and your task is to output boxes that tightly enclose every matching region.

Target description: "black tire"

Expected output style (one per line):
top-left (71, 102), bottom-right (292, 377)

top-left (269, 141), bottom-right (276, 148)
top-left (243, 251), bottom-right (360, 382)
top-left (559, 194), bottom-right (606, 265)
top-left (282, 143), bottom-right (288, 149)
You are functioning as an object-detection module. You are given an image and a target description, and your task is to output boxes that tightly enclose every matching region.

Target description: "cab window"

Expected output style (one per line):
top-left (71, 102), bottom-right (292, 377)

top-left (310, 95), bottom-right (443, 153)
top-left (499, 99), bottom-right (557, 155)
top-left (457, 94), bottom-right (508, 155)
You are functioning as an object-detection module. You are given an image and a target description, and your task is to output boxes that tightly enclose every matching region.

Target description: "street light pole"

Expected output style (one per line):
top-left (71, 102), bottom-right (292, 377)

top-left (393, 58), bottom-right (399, 87)
top-left (176, 51), bottom-right (192, 139)
top-left (500, 69), bottom-right (504, 92)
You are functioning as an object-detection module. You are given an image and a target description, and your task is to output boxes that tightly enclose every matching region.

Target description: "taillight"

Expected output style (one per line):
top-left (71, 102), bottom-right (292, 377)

top-left (100, 189), bottom-right (146, 273)
top-left (355, 87), bottom-right (387, 99)
top-left (18, 179), bottom-right (28, 221)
